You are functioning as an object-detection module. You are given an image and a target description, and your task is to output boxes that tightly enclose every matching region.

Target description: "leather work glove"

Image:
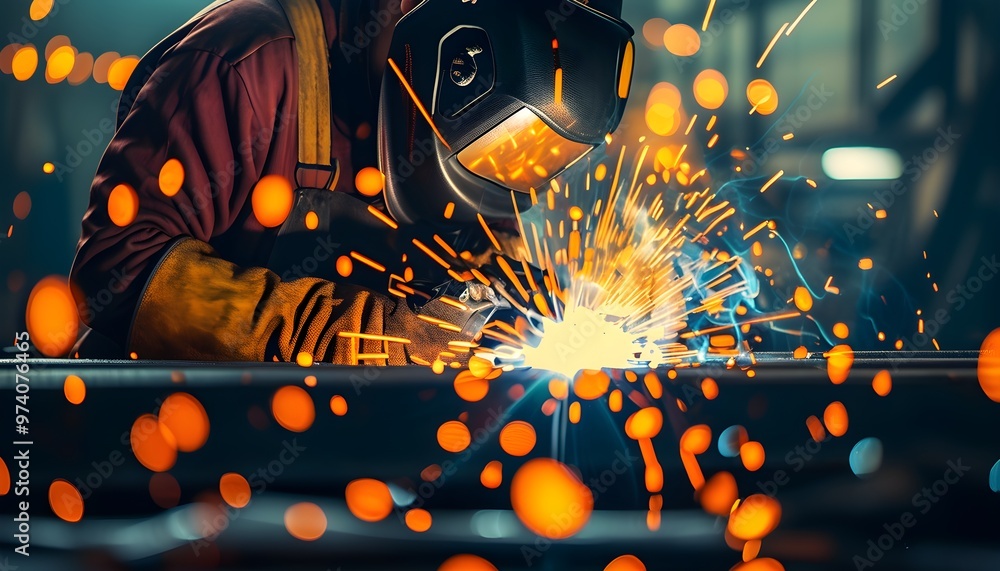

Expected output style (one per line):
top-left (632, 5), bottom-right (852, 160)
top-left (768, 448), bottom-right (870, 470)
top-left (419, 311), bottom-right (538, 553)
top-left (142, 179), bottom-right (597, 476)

top-left (130, 238), bottom-right (469, 365)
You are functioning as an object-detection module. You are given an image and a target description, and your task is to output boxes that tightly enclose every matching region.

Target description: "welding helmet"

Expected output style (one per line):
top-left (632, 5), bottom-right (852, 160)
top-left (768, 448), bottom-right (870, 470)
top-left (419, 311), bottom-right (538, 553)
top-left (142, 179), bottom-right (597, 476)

top-left (378, 0), bottom-right (635, 227)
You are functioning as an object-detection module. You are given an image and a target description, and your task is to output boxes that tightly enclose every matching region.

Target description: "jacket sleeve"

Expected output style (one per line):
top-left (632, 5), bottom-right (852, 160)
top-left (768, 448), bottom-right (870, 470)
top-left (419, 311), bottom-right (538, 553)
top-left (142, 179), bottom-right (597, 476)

top-left (70, 47), bottom-right (460, 364)
top-left (72, 47), bottom-right (272, 348)
top-left (129, 237), bottom-right (458, 365)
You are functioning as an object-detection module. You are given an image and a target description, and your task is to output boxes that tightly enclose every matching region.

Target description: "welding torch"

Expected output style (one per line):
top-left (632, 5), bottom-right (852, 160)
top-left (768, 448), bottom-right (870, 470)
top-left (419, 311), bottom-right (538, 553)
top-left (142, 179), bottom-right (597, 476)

top-left (409, 254), bottom-right (554, 346)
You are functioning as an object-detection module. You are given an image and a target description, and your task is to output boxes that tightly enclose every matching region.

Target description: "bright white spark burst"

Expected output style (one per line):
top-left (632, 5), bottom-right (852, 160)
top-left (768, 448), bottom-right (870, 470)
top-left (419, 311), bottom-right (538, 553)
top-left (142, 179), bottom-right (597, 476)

top-left (520, 305), bottom-right (660, 378)
top-left (498, 142), bottom-right (780, 375)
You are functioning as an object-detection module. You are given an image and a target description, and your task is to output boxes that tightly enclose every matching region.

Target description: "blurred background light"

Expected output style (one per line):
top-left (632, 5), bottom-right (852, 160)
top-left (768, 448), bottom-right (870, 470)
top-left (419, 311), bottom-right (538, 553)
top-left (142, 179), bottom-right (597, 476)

top-left (822, 147), bottom-right (905, 180)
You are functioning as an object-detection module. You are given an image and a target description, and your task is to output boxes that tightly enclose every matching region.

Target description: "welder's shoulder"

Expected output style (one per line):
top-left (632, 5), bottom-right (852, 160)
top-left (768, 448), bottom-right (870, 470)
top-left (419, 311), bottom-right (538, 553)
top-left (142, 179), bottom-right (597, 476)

top-left (165, 0), bottom-right (295, 67)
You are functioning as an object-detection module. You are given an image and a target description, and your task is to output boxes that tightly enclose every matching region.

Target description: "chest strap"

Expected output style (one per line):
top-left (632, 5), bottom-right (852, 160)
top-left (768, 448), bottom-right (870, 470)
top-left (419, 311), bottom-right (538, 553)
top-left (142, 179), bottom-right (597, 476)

top-left (276, 0), bottom-right (337, 189)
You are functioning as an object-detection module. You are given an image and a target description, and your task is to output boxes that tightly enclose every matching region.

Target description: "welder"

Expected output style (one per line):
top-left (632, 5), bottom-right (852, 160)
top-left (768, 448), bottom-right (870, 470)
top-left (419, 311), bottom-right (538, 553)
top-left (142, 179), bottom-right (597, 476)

top-left (70, 0), bottom-right (634, 365)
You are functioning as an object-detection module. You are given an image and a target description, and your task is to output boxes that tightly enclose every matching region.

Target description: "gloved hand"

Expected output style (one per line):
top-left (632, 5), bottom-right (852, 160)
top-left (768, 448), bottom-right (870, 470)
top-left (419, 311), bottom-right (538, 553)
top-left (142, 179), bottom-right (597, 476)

top-left (481, 254), bottom-right (564, 320)
top-left (385, 295), bottom-right (475, 366)
top-left (129, 238), bottom-right (470, 365)
top-left (467, 253), bottom-right (566, 354)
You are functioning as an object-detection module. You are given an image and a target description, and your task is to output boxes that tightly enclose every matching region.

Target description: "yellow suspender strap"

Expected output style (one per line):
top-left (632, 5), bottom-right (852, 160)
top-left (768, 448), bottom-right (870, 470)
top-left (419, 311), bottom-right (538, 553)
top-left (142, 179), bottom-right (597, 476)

top-left (276, 0), bottom-right (333, 169)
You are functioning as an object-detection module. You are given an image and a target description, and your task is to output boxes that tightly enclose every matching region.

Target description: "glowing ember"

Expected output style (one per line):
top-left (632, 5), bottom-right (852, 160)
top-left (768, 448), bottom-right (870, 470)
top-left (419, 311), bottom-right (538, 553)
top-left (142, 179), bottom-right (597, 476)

top-left (728, 494), bottom-right (782, 540)
top-left (826, 345), bottom-right (854, 384)
top-left (740, 441), bottom-right (766, 472)
top-left (438, 555), bottom-right (497, 571)
top-left (481, 461), bottom-right (503, 489)
top-left (510, 458), bottom-right (594, 539)
top-left (702, 377), bottom-right (720, 399)
top-left (548, 378), bottom-right (570, 400)
top-left (644, 373), bottom-right (664, 399)
top-left (158, 158), bottom-right (185, 196)
top-left (664, 24), bottom-right (701, 57)
top-left (872, 370), bottom-right (893, 397)
top-left (30, 0), bottom-right (55, 21)
top-left (355, 166), bottom-right (385, 197)
top-left (625, 407), bottom-right (663, 440)
top-left (107, 56), bottom-right (140, 91)
top-left (48, 479), bottom-right (84, 523)
top-left (330, 395), bottom-right (349, 416)
top-left (454, 370), bottom-right (490, 402)
top-left (220, 473), bottom-right (251, 508)
top-left (805, 415), bottom-right (827, 442)
top-left (26, 276), bottom-right (79, 357)
top-left (130, 414), bottom-right (177, 472)
top-left (63, 374), bottom-right (86, 405)
top-left (574, 370), bottom-right (612, 400)
top-left (296, 351), bottom-right (314, 367)
top-left (251, 175), bottom-right (294, 228)
top-left (345, 478), bottom-right (394, 523)
top-left (12, 46), bottom-right (38, 81)
top-left (437, 420), bottom-right (471, 453)
top-left (108, 183), bottom-right (139, 227)
top-left (284, 502), bottom-right (327, 541)
top-left (271, 386), bottom-right (315, 433)
top-left (693, 69), bottom-right (729, 110)
top-left (336, 255), bottom-right (353, 277)
top-left (699, 471), bottom-right (739, 516)
top-left (158, 392), bottom-right (210, 452)
top-left (681, 424), bottom-right (713, 455)
top-left (833, 322), bottom-right (850, 339)
top-left (609, 389), bottom-right (623, 411)
top-left (0, 458), bottom-right (9, 496)
top-left (47, 45), bottom-right (75, 81)
top-left (793, 287), bottom-right (813, 312)
top-left (747, 79), bottom-right (779, 115)
top-left (743, 540), bottom-right (762, 562)
top-left (305, 211), bottom-right (319, 230)
top-left (979, 328), bottom-right (1000, 403)
top-left (569, 401), bottom-right (582, 423)
top-left (732, 558), bottom-right (786, 571)
top-left (605, 554), bottom-right (647, 571)
top-left (499, 421), bottom-right (537, 457)
top-left (823, 402), bottom-right (849, 437)
top-left (405, 508), bottom-right (433, 532)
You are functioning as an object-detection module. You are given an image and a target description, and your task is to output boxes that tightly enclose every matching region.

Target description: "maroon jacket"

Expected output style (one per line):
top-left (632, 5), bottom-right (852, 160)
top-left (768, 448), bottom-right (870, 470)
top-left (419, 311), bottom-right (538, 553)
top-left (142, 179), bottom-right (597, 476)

top-left (71, 0), bottom-right (382, 349)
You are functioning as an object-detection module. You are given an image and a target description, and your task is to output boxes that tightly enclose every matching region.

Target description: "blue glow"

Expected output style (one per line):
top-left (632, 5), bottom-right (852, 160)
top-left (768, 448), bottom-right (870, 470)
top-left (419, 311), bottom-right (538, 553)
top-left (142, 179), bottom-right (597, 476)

top-left (849, 437), bottom-right (884, 477)
top-left (718, 425), bottom-right (747, 458)
top-left (990, 460), bottom-right (1000, 493)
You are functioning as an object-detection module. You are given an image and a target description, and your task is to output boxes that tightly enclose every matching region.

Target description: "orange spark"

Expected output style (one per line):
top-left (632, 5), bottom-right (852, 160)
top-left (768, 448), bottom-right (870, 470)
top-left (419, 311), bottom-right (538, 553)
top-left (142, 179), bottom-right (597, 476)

top-left (786, 0), bottom-right (819, 36)
top-left (756, 23), bottom-right (789, 68)
top-left (387, 58), bottom-right (450, 150)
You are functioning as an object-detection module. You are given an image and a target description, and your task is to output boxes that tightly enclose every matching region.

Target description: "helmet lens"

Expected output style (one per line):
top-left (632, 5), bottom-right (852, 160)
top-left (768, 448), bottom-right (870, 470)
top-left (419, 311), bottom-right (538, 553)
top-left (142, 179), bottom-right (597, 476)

top-left (456, 107), bottom-right (596, 193)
